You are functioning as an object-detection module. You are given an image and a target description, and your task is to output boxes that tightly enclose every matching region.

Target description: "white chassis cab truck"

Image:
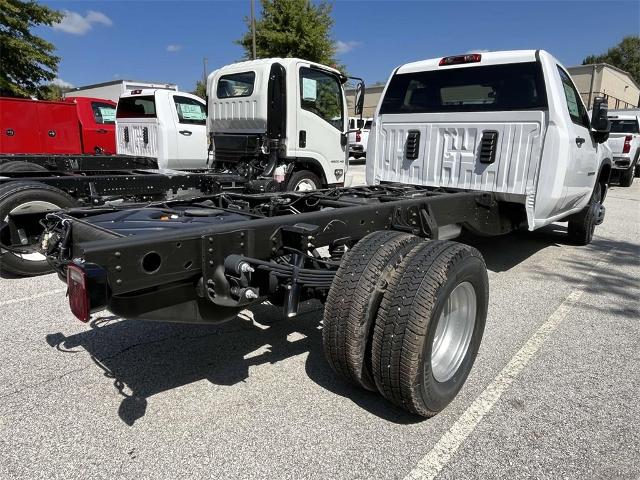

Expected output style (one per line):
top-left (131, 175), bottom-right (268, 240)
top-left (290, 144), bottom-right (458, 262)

top-left (116, 89), bottom-right (208, 169)
top-left (606, 110), bottom-right (640, 186)
top-left (367, 50), bottom-right (612, 244)
top-left (207, 58), bottom-right (364, 192)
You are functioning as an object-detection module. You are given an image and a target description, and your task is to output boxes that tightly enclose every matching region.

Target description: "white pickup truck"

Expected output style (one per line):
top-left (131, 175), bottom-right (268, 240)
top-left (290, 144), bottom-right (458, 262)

top-left (606, 110), bottom-right (640, 186)
top-left (116, 89), bottom-right (208, 169)
top-left (367, 50), bottom-right (612, 244)
top-left (348, 116), bottom-right (372, 159)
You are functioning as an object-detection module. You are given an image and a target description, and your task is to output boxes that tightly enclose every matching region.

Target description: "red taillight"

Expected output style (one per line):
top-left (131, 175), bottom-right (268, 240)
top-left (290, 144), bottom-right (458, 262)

top-left (356, 130), bottom-right (362, 142)
top-left (67, 264), bottom-right (90, 322)
top-left (439, 53), bottom-right (482, 66)
top-left (623, 135), bottom-right (632, 154)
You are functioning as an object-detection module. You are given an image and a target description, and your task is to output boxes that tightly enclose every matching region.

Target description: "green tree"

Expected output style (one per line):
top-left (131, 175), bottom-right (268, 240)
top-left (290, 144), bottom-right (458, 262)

top-left (192, 80), bottom-right (207, 100)
top-left (583, 35), bottom-right (640, 85)
top-left (0, 0), bottom-right (62, 98)
top-left (236, 0), bottom-right (338, 68)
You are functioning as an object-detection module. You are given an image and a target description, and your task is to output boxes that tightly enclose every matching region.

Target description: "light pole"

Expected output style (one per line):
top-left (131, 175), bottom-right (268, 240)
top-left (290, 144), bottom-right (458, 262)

top-left (251, 0), bottom-right (257, 59)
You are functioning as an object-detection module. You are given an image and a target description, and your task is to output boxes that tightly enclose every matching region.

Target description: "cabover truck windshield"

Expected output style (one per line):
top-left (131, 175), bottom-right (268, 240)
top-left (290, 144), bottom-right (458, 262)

top-left (11, 50), bottom-right (611, 418)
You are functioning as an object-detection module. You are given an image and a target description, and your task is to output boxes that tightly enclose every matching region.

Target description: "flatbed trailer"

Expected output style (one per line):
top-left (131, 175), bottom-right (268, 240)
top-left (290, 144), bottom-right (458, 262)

top-left (20, 184), bottom-right (527, 417)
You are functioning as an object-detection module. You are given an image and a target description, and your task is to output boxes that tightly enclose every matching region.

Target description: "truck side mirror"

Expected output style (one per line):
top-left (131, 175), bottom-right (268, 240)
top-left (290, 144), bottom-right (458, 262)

top-left (354, 81), bottom-right (365, 118)
top-left (591, 97), bottom-right (610, 132)
top-left (591, 97), bottom-right (610, 143)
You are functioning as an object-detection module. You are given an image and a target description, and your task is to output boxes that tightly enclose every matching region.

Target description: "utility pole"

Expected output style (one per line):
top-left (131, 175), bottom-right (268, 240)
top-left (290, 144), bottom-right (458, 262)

top-left (251, 0), bottom-right (257, 59)
top-left (202, 57), bottom-right (208, 84)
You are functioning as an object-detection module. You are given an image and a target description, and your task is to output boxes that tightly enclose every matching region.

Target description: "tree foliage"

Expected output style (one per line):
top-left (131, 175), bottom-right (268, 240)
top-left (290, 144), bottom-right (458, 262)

top-left (0, 0), bottom-right (62, 98)
top-left (192, 80), bottom-right (207, 100)
top-left (236, 0), bottom-right (339, 68)
top-left (583, 35), bottom-right (640, 85)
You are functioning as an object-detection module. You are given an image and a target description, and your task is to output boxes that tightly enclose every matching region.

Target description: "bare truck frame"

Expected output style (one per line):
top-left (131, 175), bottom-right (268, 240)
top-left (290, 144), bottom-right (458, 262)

top-left (25, 184), bottom-right (525, 417)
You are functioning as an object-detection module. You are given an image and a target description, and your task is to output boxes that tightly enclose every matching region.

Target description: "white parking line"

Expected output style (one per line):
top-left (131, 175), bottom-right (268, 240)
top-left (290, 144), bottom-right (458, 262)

top-left (404, 252), bottom-right (609, 480)
top-left (0, 288), bottom-right (66, 308)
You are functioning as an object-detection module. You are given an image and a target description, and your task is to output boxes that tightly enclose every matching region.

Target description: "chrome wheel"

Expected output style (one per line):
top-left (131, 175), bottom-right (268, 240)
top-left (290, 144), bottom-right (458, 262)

top-left (430, 281), bottom-right (476, 383)
top-left (294, 179), bottom-right (317, 192)
top-left (3, 200), bottom-right (60, 262)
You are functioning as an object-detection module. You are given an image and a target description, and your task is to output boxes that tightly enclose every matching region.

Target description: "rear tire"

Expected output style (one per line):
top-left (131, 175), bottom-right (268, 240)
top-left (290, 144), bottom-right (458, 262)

top-left (619, 166), bottom-right (634, 187)
top-left (567, 185), bottom-right (602, 245)
top-left (286, 170), bottom-right (322, 192)
top-left (371, 241), bottom-right (489, 417)
top-left (323, 231), bottom-right (424, 390)
top-left (0, 182), bottom-right (76, 276)
top-left (0, 161), bottom-right (48, 173)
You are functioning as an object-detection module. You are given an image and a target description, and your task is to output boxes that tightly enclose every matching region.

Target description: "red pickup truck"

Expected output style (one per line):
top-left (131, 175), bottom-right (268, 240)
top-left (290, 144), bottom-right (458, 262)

top-left (0, 96), bottom-right (116, 155)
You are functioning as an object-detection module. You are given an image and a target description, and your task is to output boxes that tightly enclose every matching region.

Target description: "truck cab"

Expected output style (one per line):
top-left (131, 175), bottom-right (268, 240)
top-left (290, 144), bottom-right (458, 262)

top-left (367, 50), bottom-right (612, 232)
top-left (116, 89), bottom-right (207, 169)
top-left (207, 58), bottom-right (361, 191)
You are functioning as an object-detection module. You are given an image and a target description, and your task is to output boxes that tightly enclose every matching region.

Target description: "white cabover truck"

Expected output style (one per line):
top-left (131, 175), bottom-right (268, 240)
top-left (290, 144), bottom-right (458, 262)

top-left (606, 110), bottom-right (640, 186)
top-left (207, 58), bottom-right (363, 191)
top-left (367, 50), bottom-right (612, 243)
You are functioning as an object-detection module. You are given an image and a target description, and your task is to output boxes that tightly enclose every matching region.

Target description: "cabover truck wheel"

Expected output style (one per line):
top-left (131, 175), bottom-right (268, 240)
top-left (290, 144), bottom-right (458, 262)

top-left (287, 170), bottom-right (322, 192)
top-left (619, 166), bottom-right (634, 187)
top-left (567, 185), bottom-right (602, 246)
top-left (0, 182), bottom-right (76, 276)
top-left (371, 240), bottom-right (489, 417)
top-left (0, 161), bottom-right (48, 173)
top-left (322, 230), bottom-right (424, 391)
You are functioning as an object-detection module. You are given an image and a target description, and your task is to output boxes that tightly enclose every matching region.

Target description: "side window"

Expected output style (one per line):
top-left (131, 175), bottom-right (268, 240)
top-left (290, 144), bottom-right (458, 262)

top-left (173, 96), bottom-right (207, 125)
top-left (557, 66), bottom-right (590, 129)
top-left (91, 102), bottom-right (116, 125)
top-left (299, 67), bottom-right (344, 130)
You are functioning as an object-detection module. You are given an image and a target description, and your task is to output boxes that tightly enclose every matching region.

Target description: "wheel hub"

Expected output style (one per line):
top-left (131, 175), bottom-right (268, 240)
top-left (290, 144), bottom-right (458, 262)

top-left (430, 281), bottom-right (477, 383)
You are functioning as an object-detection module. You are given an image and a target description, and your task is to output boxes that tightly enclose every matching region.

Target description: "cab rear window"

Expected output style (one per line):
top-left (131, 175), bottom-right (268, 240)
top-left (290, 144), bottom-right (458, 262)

top-left (380, 62), bottom-right (547, 114)
top-left (116, 96), bottom-right (157, 118)
top-left (610, 119), bottom-right (639, 134)
top-left (217, 72), bottom-right (255, 98)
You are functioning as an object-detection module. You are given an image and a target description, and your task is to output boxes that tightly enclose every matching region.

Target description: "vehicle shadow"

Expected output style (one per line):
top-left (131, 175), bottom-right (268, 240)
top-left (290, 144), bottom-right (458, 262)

top-left (45, 301), bottom-right (417, 426)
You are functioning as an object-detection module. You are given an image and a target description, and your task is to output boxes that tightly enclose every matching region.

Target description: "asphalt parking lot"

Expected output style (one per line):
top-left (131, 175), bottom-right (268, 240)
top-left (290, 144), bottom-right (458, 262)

top-left (1, 169), bottom-right (638, 479)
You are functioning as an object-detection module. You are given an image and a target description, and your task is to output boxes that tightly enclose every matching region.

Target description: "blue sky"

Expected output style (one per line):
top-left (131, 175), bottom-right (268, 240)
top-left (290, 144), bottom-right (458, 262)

top-left (39, 0), bottom-right (640, 91)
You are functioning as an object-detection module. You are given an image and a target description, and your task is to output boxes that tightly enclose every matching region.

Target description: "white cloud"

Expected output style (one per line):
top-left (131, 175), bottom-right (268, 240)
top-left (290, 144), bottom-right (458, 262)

top-left (465, 49), bottom-right (490, 54)
top-left (51, 78), bottom-right (74, 88)
top-left (52, 10), bottom-right (113, 35)
top-left (166, 44), bottom-right (182, 53)
top-left (335, 40), bottom-right (361, 55)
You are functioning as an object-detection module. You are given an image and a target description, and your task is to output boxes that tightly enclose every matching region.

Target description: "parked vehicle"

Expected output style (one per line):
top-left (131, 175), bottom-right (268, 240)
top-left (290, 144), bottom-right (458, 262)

top-left (116, 89), bottom-right (208, 170)
top-left (347, 117), bottom-right (372, 159)
top-left (367, 50), bottom-right (612, 241)
top-left (606, 111), bottom-right (640, 186)
top-left (0, 96), bottom-right (116, 155)
top-left (14, 51), bottom-right (611, 417)
top-left (207, 58), bottom-right (363, 191)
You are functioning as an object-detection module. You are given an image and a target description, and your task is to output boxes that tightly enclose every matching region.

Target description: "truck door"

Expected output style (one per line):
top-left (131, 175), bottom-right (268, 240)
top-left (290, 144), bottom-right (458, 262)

top-left (171, 94), bottom-right (208, 169)
top-left (296, 63), bottom-right (347, 184)
top-left (557, 66), bottom-right (598, 207)
top-left (82, 101), bottom-right (116, 154)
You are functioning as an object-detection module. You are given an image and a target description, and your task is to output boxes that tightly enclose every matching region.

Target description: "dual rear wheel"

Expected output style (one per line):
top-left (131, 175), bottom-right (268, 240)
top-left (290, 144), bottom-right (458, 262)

top-left (322, 231), bottom-right (489, 417)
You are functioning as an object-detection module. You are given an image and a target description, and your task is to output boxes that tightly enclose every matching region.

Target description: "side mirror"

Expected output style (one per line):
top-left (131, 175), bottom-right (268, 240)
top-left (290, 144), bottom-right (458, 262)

top-left (591, 97), bottom-right (610, 132)
top-left (354, 81), bottom-right (365, 118)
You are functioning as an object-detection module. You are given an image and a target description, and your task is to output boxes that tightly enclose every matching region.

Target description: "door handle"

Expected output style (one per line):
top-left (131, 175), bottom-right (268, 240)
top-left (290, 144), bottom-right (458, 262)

top-left (575, 137), bottom-right (585, 147)
top-left (97, 129), bottom-right (108, 134)
top-left (179, 130), bottom-right (192, 136)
